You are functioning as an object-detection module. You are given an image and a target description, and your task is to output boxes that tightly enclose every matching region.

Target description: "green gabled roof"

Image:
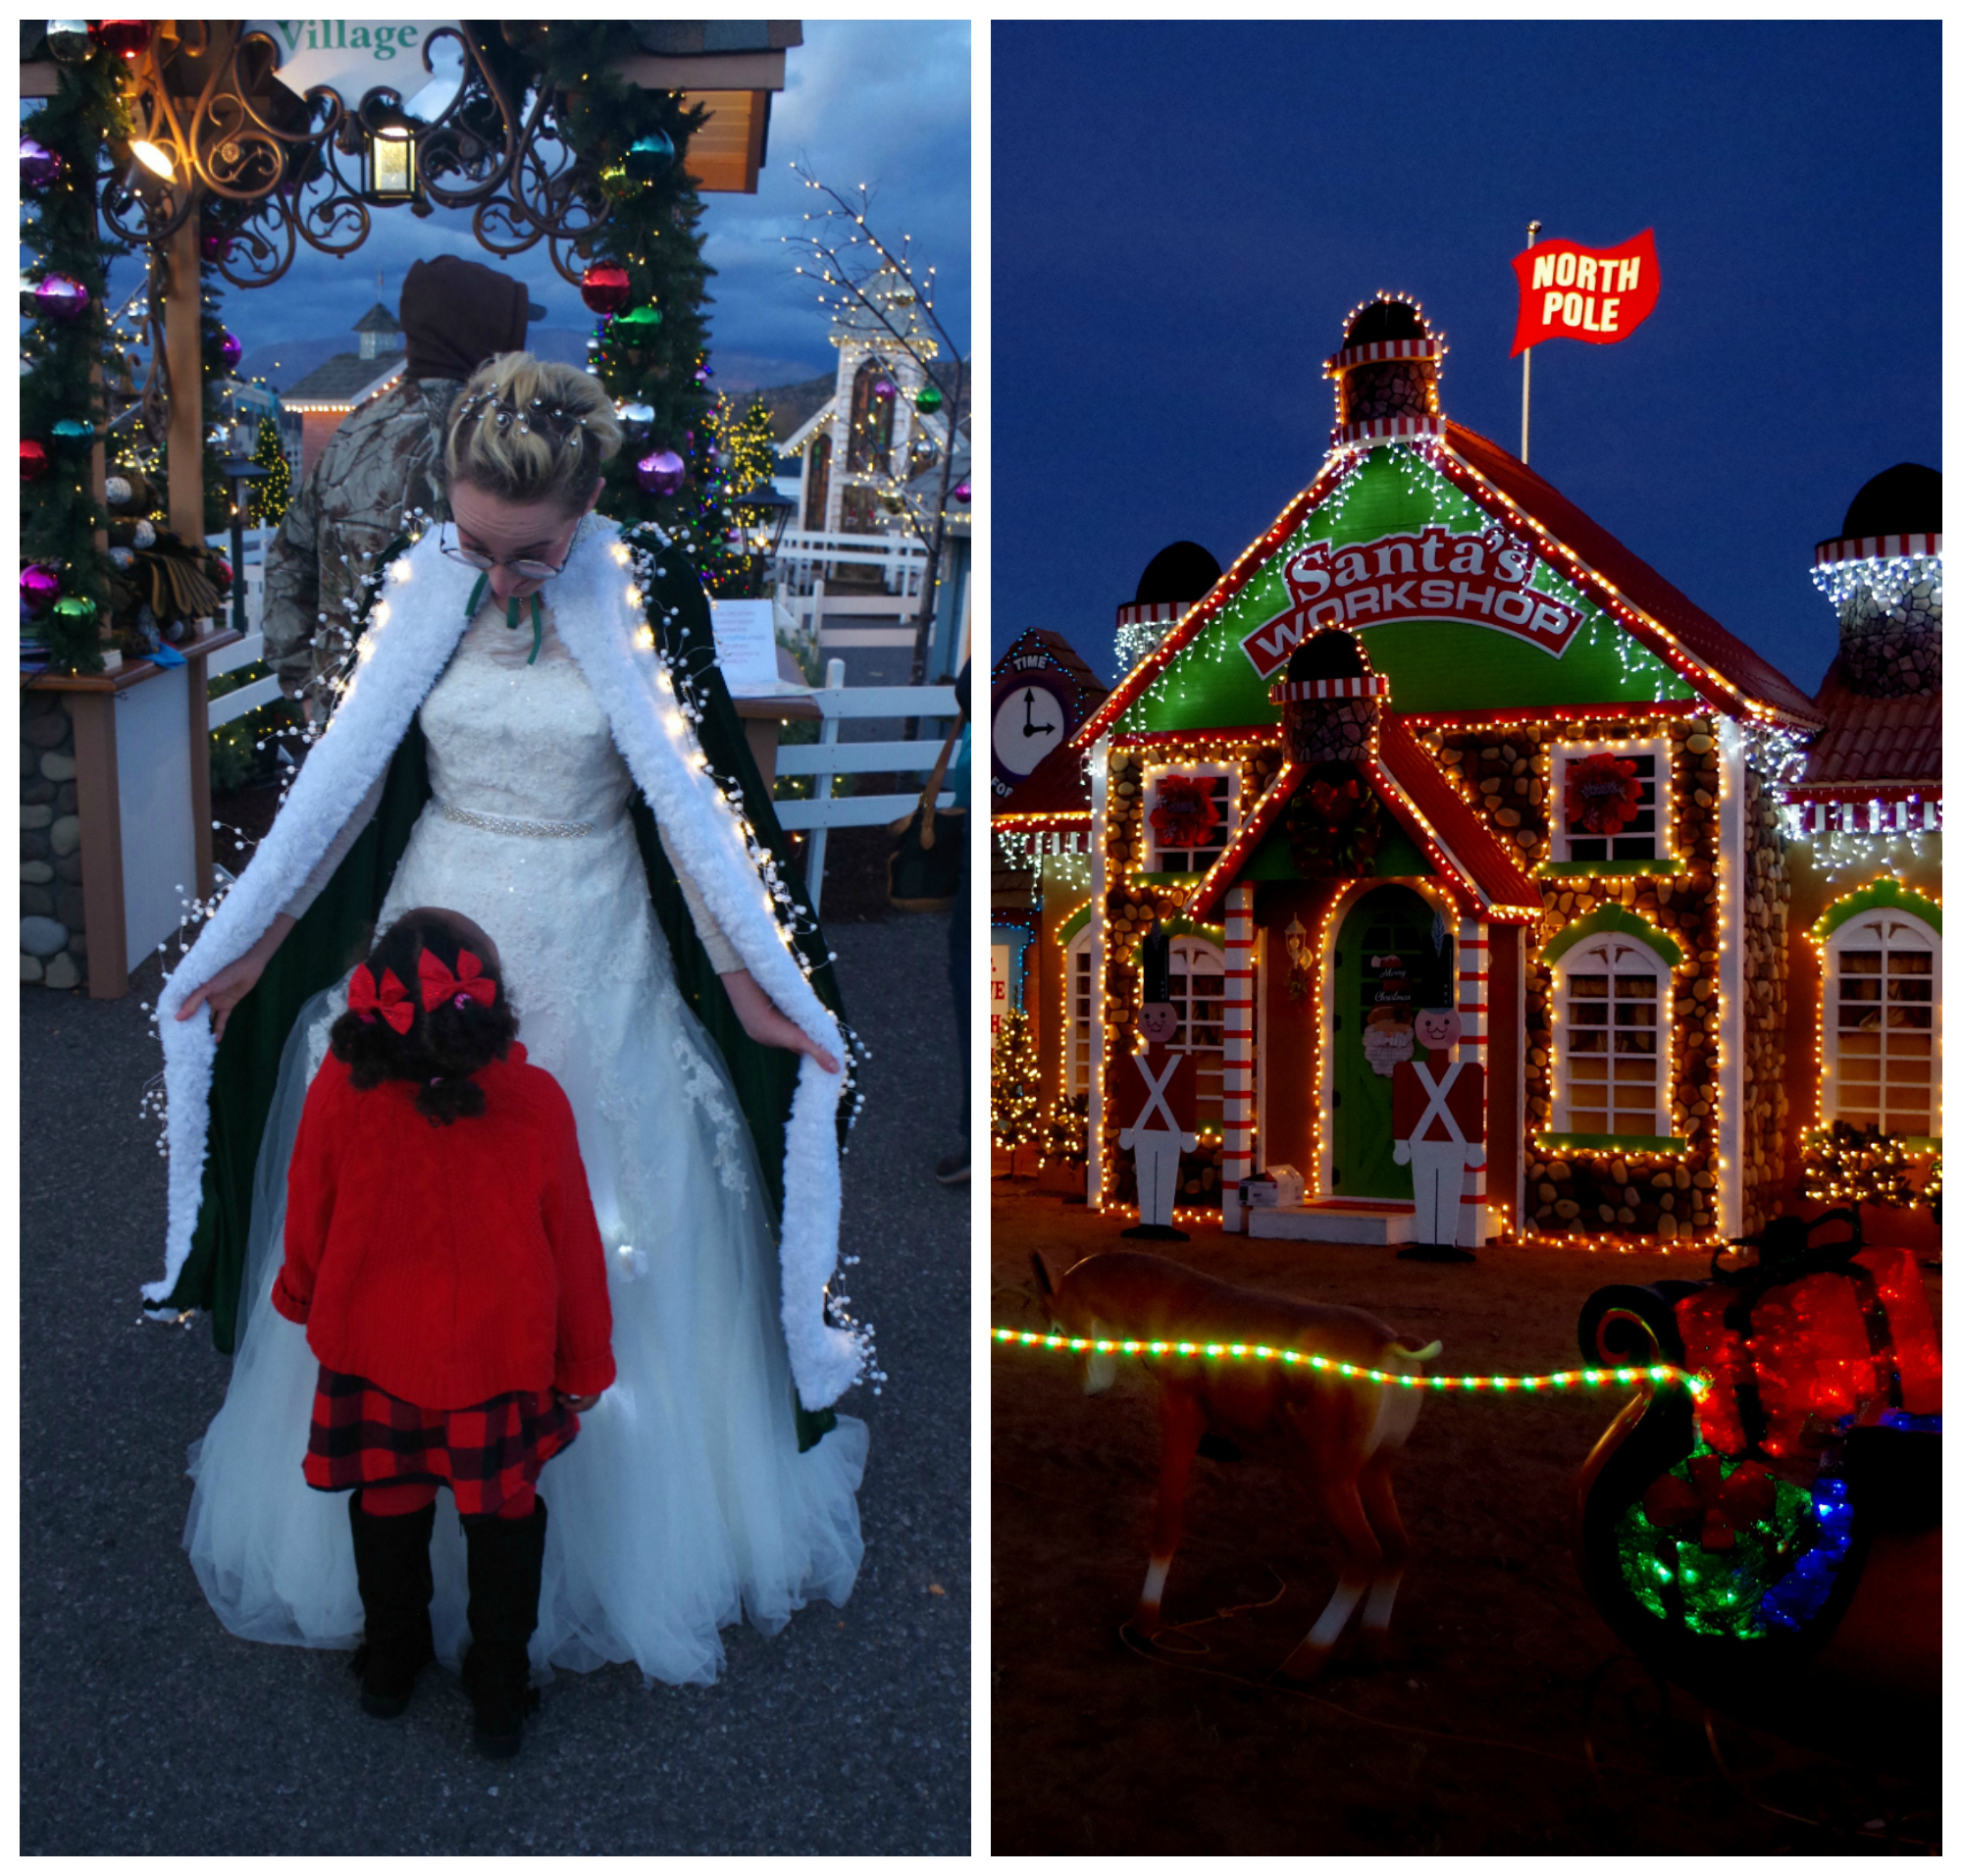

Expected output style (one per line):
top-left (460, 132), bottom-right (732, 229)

top-left (1075, 428), bottom-right (1823, 745)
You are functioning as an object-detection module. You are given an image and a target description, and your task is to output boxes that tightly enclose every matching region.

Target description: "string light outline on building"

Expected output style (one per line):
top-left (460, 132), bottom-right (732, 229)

top-left (990, 1326), bottom-right (1711, 1400)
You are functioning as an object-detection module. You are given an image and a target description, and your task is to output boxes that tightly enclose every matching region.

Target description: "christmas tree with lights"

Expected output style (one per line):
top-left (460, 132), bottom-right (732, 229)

top-left (992, 1007), bottom-right (1042, 1154)
top-left (246, 413), bottom-right (290, 526)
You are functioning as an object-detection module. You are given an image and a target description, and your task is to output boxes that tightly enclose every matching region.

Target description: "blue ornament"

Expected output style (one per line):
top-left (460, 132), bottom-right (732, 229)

top-left (51, 418), bottom-right (93, 440)
top-left (623, 130), bottom-right (676, 183)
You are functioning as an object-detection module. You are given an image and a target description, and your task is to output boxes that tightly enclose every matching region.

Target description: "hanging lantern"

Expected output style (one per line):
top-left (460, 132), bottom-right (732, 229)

top-left (32, 275), bottom-right (90, 323)
top-left (636, 450), bottom-right (687, 496)
top-left (581, 262), bottom-right (632, 317)
top-left (361, 104), bottom-right (418, 200)
top-left (20, 137), bottom-right (61, 191)
top-left (872, 378), bottom-right (897, 400)
top-left (914, 383), bottom-right (945, 413)
top-left (91, 19), bottom-right (152, 60)
top-left (614, 400), bottom-right (655, 440)
top-left (43, 21), bottom-right (92, 63)
top-left (21, 441), bottom-right (50, 484)
top-left (21, 565), bottom-right (59, 613)
top-left (953, 479), bottom-right (971, 504)
top-left (624, 130), bottom-right (677, 183)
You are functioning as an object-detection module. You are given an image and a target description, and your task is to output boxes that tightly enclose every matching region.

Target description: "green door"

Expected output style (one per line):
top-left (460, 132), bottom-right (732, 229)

top-left (1331, 885), bottom-right (1439, 1201)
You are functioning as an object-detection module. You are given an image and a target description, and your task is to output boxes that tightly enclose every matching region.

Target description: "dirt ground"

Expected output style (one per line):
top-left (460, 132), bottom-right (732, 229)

top-left (990, 1181), bottom-right (1940, 1855)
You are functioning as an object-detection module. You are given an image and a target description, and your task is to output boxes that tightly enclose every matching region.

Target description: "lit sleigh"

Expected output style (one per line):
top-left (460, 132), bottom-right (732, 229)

top-left (1573, 1206), bottom-right (1940, 1768)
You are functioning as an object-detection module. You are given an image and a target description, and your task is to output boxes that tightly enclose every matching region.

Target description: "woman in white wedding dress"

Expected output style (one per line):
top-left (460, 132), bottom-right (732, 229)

top-left (170, 355), bottom-right (866, 1689)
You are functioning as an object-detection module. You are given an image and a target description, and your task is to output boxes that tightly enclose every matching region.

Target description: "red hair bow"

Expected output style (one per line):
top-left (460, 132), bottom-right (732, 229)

top-left (348, 964), bottom-right (416, 1034)
top-left (419, 947), bottom-right (496, 1012)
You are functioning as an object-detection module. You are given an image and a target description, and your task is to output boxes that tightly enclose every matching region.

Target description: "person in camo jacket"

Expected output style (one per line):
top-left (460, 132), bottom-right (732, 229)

top-left (261, 256), bottom-right (544, 723)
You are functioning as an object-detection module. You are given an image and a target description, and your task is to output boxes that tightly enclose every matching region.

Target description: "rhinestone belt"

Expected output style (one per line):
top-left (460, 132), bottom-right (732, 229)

top-left (439, 800), bottom-right (597, 839)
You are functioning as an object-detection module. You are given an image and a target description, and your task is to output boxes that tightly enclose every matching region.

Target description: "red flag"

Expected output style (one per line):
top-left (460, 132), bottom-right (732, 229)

top-left (1510, 229), bottom-right (1660, 356)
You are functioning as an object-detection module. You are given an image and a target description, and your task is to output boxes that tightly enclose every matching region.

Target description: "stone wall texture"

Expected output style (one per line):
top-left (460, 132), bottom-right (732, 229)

top-left (1838, 580), bottom-right (1939, 698)
top-left (1740, 758), bottom-right (1791, 1234)
top-left (1341, 359), bottom-right (1437, 426)
top-left (21, 693), bottom-right (86, 991)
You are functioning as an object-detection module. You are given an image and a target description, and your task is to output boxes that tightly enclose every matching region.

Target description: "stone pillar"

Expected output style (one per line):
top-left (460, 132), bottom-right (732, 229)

top-left (21, 694), bottom-right (87, 990)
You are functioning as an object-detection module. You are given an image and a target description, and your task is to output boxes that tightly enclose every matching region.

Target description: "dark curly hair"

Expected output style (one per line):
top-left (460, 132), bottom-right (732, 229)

top-left (328, 909), bottom-right (519, 1124)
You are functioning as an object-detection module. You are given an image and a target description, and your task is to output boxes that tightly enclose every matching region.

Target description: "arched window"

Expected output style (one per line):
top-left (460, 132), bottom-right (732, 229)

top-left (846, 360), bottom-right (895, 474)
top-left (1553, 933), bottom-right (1670, 1141)
top-left (1167, 934), bottom-right (1226, 1127)
top-left (1064, 925), bottom-right (1096, 1098)
top-left (1824, 909), bottom-right (1940, 1135)
top-left (802, 432), bottom-right (831, 532)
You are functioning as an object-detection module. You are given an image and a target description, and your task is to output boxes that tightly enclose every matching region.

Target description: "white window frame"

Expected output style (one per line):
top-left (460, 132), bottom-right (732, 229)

top-left (1552, 933), bottom-right (1674, 1141)
top-left (1063, 924), bottom-right (1097, 1100)
top-left (1552, 737), bottom-right (1672, 866)
top-left (1165, 932), bottom-right (1227, 1127)
top-left (1823, 910), bottom-right (1941, 1138)
top-left (1141, 762), bottom-right (1236, 876)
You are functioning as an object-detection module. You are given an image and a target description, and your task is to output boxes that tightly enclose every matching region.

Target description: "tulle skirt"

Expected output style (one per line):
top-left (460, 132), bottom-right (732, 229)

top-left (182, 820), bottom-right (866, 1687)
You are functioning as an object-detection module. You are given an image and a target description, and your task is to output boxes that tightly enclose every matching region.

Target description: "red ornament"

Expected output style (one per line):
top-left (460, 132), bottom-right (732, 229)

top-left (209, 554), bottom-right (233, 593)
top-left (91, 19), bottom-right (152, 60)
top-left (581, 263), bottom-right (632, 317)
top-left (1641, 1454), bottom-right (1778, 1552)
top-left (21, 440), bottom-right (50, 484)
top-left (1305, 774), bottom-right (1362, 825)
top-left (1564, 752), bottom-right (1643, 837)
top-left (1148, 774), bottom-right (1222, 850)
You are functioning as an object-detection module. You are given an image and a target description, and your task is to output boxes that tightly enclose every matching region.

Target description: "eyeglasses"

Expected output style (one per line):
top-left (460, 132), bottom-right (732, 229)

top-left (439, 522), bottom-right (571, 584)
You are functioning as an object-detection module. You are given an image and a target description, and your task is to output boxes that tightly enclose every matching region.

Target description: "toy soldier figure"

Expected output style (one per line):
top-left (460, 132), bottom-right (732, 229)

top-left (1116, 931), bottom-right (1198, 1240)
top-left (1391, 1006), bottom-right (1484, 1263)
top-left (262, 257), bottom-right (544, 724)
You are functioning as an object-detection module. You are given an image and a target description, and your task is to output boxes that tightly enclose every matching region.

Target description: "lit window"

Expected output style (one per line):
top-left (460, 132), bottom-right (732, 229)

top-left (1825, 912), bottom-right (1939, 1136)
top-left (1064, 926), bottom-right (1095, 1098)
top-left (1143, 766), bottom-right (1233, 875)
top-left (1554, 740), bottom-right (1669, 865)
top-left (1555, 935), bottom-right (1670, 1140)
top-left (1166, 934), bottom-right (1226, 1128)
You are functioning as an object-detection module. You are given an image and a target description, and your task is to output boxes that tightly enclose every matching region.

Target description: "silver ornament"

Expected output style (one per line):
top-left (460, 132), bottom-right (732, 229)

top-left (104, 474), bottom-right (132, 507)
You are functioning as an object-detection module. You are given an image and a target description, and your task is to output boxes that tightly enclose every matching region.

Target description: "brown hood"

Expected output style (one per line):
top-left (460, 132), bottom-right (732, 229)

top-left (399, 256), bottom-right (532, 384)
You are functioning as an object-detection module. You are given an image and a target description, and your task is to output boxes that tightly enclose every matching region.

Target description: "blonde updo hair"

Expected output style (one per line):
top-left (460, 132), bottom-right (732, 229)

top-left (444, 353), bottom-right (623, 517)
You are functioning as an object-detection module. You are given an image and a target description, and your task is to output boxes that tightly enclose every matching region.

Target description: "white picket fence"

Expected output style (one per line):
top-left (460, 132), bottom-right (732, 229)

top-left (772, 659), bottom-right (962, 913)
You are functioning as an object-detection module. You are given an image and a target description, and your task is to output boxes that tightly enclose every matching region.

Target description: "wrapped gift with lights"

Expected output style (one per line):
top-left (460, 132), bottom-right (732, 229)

top-left (1674, 1210), bottom-right (1941, 1462)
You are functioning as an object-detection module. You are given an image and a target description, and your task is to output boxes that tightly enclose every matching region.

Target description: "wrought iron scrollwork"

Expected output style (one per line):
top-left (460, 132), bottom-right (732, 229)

top-left (98, 22), bottom-right (613, 291)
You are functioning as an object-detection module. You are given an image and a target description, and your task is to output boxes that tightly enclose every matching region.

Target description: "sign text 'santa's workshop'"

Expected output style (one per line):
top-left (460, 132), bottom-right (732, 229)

top-left (1239, 524), bottom-right (1584, 678)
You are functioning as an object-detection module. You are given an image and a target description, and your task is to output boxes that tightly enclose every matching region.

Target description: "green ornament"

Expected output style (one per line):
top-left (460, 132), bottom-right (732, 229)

top-left (599, 163), bottom-right (637, 202)
top-left (614, 303), bottom-right (663, 332)
top-left (913, 384), bottom-right (945, 414)
top-left (52, 596), bottom-right (96, 621)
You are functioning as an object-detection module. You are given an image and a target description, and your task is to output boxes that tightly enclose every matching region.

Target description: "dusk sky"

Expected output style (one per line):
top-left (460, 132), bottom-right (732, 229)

top-left (87, 20), bottom-right (970, 394)
top-left (994, 21), bottom-right (1939, 697)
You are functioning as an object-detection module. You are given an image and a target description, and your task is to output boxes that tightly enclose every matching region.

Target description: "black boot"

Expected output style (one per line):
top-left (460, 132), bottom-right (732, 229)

top-left (347, 1489), bottom-right (437, 1718)
top-left (460, 1496), bottom-right (547, 1759)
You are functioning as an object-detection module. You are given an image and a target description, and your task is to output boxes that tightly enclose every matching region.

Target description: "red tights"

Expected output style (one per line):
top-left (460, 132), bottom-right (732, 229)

top-left (360, 1481), bottom-right (536, 1520)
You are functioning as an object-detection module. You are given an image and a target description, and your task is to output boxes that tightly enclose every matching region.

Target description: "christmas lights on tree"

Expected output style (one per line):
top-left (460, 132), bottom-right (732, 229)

top-left (245, 412), bottom-right (290, 527)
top-left (991, 1006), bottom-right (1042, 1153)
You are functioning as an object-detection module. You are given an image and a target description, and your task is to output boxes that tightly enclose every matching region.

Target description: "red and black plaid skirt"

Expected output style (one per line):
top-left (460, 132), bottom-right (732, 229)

top-left (303, 1366), bottom-right (578, 1518)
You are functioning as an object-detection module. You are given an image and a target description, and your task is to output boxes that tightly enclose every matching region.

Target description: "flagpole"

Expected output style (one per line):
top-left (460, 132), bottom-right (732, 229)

top-left (1521, 220), bottom-right (1541, 464)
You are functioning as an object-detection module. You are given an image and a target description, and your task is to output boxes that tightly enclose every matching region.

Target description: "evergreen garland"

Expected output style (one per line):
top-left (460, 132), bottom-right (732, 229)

top-left (21, 39), bottom-right (131, 674)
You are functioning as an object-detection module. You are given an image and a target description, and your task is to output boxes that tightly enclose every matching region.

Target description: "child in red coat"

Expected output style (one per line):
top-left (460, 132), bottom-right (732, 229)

top-left (274, 906), bottom-right (613, 1757)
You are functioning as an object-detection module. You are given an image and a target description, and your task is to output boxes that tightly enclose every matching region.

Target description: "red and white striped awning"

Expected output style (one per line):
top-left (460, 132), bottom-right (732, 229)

top-left (1330, 413), bottom-right (1444, 447)
top-left (1322, 337), bottom-right (1446, 377)
top-left (1266, 672), bottom-right (1388, 704)
top-left (1114, 598), bottom-right (1192, 631)
top-left (1813, 532), bottom-right (1941, 567)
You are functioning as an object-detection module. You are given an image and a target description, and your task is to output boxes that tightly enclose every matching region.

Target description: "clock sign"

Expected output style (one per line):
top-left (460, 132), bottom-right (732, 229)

top-left (991, 668), bottom-right (1075, 791)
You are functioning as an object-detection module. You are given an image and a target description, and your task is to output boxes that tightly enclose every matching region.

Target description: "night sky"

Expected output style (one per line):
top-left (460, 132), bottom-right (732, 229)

top-left (79, 21), bottom-right (970, 393)
top-left (993, 21), bottom-right (1939, 698)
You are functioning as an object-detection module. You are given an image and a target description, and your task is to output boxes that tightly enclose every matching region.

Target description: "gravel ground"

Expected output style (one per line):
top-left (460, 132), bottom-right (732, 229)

top-left (21, 913), bottom-right (970, 1855)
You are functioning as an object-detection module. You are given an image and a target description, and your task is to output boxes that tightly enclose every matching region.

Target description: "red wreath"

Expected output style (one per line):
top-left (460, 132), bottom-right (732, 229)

top-left (1565, 752), bottom-right (1644, 837)
top-left (1149, 774), bottom-right (1222, 850)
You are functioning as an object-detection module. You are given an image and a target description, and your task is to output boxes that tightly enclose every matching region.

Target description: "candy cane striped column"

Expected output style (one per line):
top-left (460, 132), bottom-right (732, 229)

top-left (1458, 916), bottom-right (1489, 1245)
top-left (1222, 884), bottom-right (1257, 1232)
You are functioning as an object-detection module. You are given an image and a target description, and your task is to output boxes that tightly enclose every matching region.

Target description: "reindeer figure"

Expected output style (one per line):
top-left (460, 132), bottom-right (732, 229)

top-left (1031, 1249), bottom-right (1441, 1683)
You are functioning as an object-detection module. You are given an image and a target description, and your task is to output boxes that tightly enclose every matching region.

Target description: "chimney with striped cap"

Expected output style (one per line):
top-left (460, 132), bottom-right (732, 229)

top-left (1270, 627), bottom-right (1385, 767)
top-left (1114, 539), bottom-right (1221, 671)
top-left (1324, 294), bottom-right (1445, 447)
top-left (1811, 463), bottom-right (1941, 699)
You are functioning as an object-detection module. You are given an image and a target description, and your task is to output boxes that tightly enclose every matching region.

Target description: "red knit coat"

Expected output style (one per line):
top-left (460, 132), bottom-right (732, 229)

top-left (273, 1043), bottom-right (617, 1409)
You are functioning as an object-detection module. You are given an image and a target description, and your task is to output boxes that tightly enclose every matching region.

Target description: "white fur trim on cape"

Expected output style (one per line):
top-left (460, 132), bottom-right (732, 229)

top-left (147, 520), bottom-right (863, 1409)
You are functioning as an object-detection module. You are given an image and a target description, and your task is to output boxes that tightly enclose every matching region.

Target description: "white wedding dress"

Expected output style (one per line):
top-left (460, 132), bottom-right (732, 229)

top-left (182, 591), bottom-right (867, 1687)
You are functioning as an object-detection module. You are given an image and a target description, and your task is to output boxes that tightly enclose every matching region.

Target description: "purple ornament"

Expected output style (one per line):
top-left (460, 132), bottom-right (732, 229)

top-left (200, 228), bottom-right (232, 263)
top-left (21, 137), bottom-right (61, 192)
top-left (21, 564), bottom-right (59, 614)
top-left (216, 328), bottom-right (241, 370)
top-left (693, 363), bottom-right (713, 384)
top-left (872, 377), bottom-right (897, 400)
top-left (33, 275), bottom-right (90, 323)
top-left (636, 449), bottom-right (687, 496)
top-left (953, 479), bottom-right (971, 504)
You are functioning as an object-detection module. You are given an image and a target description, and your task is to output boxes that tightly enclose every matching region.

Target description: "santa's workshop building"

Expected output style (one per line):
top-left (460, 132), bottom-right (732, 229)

top-left (997, 294), bottom-right (1939, 1249)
